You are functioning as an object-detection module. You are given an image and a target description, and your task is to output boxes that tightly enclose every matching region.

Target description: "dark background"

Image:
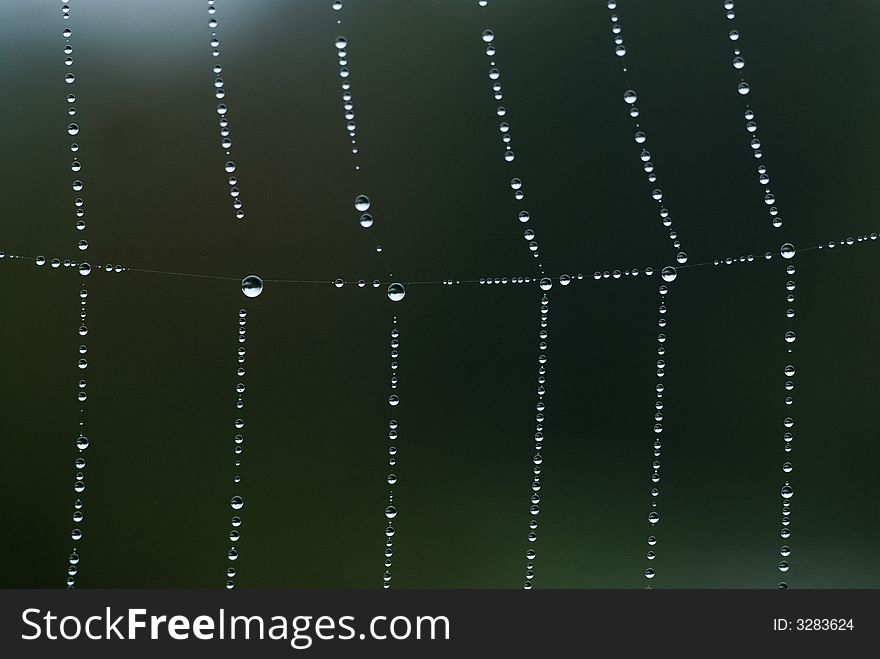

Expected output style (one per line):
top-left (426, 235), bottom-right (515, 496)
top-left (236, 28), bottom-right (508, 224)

top-left (1, 0), bottom-right (878, 588)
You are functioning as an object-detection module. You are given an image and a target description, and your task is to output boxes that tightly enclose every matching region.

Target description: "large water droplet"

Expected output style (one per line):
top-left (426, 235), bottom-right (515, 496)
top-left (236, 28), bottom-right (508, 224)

top-left (230, 496), bottom-right (244, 510)
top-left (661, 266), bottom-right (677, 283)
top-left (387, 283), bottom-right (405, 302)
top-left (241, 275), bottom-right (263, 298)
top-left (539, 278), bottom-right (552, 291)
top-left (481, 29), bottom-right (494, 43)
top-left (780, 243), bottom-right (795, 259)
top-left (624, 89), bottom-right (637, 104)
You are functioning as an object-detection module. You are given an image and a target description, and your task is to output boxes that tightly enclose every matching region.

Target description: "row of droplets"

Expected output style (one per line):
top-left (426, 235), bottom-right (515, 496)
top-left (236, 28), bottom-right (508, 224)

top-left (334, 34), bottom-right (359, 164)
top-left (382, 318), bottom-right (400, 587)
top-left (723, 1), bottom-right (781, 230)
top-left (777, 246), bottom-right (797, 588)
top-left (207, 0), bottom-right (245, 221)
top-left (522, 294), bottom-right (550, 589)
top-left (61, 0), bottom-right (93, 589)
top-left (642, 280), bottom-right (673, 585)
top-left (333, 3), bottom-right (387, 263)
top-left (7, 231), bottom-right (879, 293)
top-left (478, 29), bottom-right (546, 273)
top-left (722, 1), bottom-right (795, 588)
top-left (226, 308), bottom-right (248, 588)
top-left (606, 1), bottom-right (688, 265)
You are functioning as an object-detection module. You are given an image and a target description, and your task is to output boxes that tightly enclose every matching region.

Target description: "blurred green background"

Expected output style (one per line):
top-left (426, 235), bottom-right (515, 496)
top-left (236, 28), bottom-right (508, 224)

top-left (1, 0), bottom-right (878, 588)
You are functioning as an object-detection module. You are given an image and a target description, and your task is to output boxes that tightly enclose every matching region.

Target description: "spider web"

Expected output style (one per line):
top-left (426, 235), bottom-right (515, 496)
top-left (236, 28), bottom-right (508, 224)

top-left (1, 0), bottom-right (879, 589)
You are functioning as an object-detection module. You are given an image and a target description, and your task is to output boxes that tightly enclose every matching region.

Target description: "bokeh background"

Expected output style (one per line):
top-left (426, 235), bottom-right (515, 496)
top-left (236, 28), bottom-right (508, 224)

top-left (1, 0), bottom-right (879, 588)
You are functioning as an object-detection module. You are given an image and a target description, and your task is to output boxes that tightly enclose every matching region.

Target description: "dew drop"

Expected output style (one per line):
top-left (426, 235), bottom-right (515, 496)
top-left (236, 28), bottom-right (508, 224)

top-left (241, 275), bottom-right (263, 298)
top-left (354, 194), bottom-right (371, 211)
top-left (387, 283), bottom-right (406, 302)
top-left (737, 82), bottom-right (751, 95)
top-left (780, 243), bottom-right (795, 259)
top-left (230, 495), bottom-right (244, 510)
top-left (660, 266), bottom-right (677, 283)
top-left (539, 277), bottom-right (552, 291)
top-left (481, 29), bottom-right (495, 43)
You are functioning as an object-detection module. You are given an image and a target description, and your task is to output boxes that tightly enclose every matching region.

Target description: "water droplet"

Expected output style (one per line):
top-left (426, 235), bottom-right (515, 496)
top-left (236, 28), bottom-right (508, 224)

top-left (780, 243), bottom-right (795, 259)
top-left (780, 484), bottom-right (793, 499)
top-left (729, 30), bottom-right (739, 41)
top-left (387, 283), bottom-right (406, 302)
top-left (230, 495), bottom-right (244, 510)
top-left (539, 278), bottom-right (552, 291)
top-left (354, 194), bottom-right (370, 211)
top-left (359, 213), bottom-right (373, 228)
top-left (384, 506), bottom-right (397, 519)
top-left (737, 82), bottom-right (750, 95)
top-left (241, 275), bottom-right (263, 298)
top-left (648, 512), bottom-right (660, 524)
top-left (624, 89), bottom-right (638, 104)
top-left (661, 266), bottom-right (677, 283)
top-left (67, 123), bottom-right (79, 136)
top-left (481, 29), bottom-right (494, 43)
top-left (78, 263), bottom-right (91, 276)
top-left (388, 395), bottom-right (400, 407)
